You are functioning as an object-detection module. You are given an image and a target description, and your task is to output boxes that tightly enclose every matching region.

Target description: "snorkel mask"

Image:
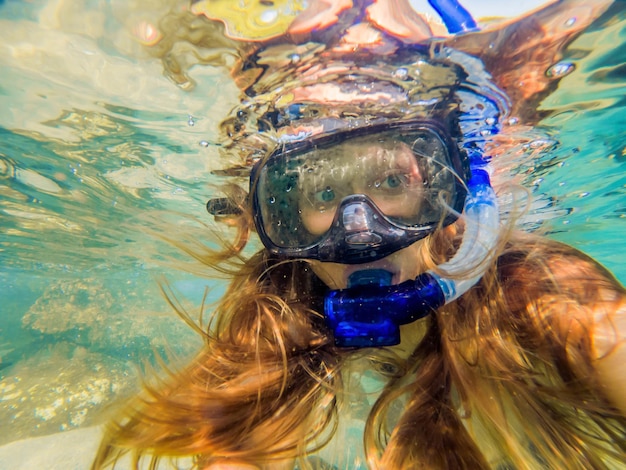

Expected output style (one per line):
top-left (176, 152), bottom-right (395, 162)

top-left (203, 0), bottom-right (505, 348)
top-left (251, 119), bottom-right (469, 264)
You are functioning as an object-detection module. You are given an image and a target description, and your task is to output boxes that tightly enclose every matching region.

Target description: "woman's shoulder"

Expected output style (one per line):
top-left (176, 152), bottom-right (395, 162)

top-left (492, 233), bottom-right (625, 347)
top-left (488, 233), bottom-right (626, 414)
top-left (495, 232), bottom-right (624, 301)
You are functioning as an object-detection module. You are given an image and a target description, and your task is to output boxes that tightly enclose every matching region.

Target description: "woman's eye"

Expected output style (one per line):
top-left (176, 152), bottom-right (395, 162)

top-left (385, 174), bottom-right (403, 188)
top-left (374, 173), bottom-right (409, 191)
top-left (315, 186), bottom-right (336, 202)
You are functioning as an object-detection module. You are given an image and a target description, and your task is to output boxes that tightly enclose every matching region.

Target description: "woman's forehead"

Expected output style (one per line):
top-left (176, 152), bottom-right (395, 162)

top-left (322, 135), bottom-right (413, 155)
top-left (295, 142), bottom-right (416, 180)
top-left (303, 139), bottom-right (412, 162)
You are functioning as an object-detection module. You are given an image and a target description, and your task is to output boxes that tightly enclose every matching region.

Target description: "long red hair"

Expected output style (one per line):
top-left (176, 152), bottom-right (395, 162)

top-left (93, 202), bottom-right (626, 468)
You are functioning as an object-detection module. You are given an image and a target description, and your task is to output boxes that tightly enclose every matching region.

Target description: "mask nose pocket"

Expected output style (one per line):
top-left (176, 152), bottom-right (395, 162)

top-left (345, 232), bottom-right (383, 245)
top-left (342, 202), bottom-right (383, 245)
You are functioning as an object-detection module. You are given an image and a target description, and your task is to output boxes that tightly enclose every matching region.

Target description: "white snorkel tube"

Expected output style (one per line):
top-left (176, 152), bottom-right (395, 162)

top-left (430, 168), bottom-right (500, 303)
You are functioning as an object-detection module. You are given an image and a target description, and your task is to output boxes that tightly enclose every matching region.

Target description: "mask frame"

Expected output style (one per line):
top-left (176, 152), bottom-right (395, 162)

top-left (250, 119), bottom-right (470, 263)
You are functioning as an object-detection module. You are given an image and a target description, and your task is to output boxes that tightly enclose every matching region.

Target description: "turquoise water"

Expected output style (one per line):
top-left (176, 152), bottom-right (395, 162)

top-left (0, 0), bottom-right (625, 451)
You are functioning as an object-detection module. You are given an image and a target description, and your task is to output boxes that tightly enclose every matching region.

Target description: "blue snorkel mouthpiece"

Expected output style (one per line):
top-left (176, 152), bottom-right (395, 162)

top-left (325, 272), bottom-right (445, 348)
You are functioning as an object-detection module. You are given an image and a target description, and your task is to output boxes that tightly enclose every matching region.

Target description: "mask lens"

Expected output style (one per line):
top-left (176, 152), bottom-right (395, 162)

top-left (253, 123), bottom-right (465, 253)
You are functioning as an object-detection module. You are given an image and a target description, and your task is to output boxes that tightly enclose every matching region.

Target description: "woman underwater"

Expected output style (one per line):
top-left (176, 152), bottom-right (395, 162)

top-left (93, 1), bottom-right (626, 469)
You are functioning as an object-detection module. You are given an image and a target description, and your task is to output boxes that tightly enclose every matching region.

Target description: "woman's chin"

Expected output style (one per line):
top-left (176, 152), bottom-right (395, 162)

top-left (309, 241), bottom-right (426, 290)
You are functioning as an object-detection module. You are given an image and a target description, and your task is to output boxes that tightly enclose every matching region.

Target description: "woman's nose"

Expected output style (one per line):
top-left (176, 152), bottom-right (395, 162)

top-left (341, 201), bottom-right (383, 245)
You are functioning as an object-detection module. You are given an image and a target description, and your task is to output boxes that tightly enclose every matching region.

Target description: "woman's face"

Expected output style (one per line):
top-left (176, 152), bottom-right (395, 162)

top-left (295, 138), bottom-right (431, 288)
top-left (292, 137), bottom-right (446, 354)
top-left (292, 140), bottom-right (434, 289)
top-left (297, 139), bottom-right (427, 236)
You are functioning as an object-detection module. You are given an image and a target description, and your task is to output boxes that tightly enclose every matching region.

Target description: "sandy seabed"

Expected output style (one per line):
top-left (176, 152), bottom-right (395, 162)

top-left (0, 426), bottom-right (102, 469)
top-left (0, 426), bottom-right (196, 469)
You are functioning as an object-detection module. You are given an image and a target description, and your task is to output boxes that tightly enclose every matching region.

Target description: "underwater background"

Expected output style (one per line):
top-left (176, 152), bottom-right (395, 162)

top-left (0, 0), bottom-right (625, 460)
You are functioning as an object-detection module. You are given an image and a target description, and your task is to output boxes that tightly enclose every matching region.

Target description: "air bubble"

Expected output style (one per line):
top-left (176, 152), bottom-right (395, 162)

top-left (269, 196), bottom-right (276, 204)
top-left (392, 68), bottom-right (409, 79)
top-left (0, 156), bottom-right (14, 178)
top-left (530, 139), bottom-right (553, 149)
top-left (506, 117), bottom-right (519, 126)
top-left (187, 115), bottom-right (195, 126)
top-left (259, 10), bottom-right (278, 24)
top-left (546, 62), bottom-right (575, 79)
top-left (199, 140), bottom-right (210, 147)
top-left (485, 117), bottom-right (496, 126)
